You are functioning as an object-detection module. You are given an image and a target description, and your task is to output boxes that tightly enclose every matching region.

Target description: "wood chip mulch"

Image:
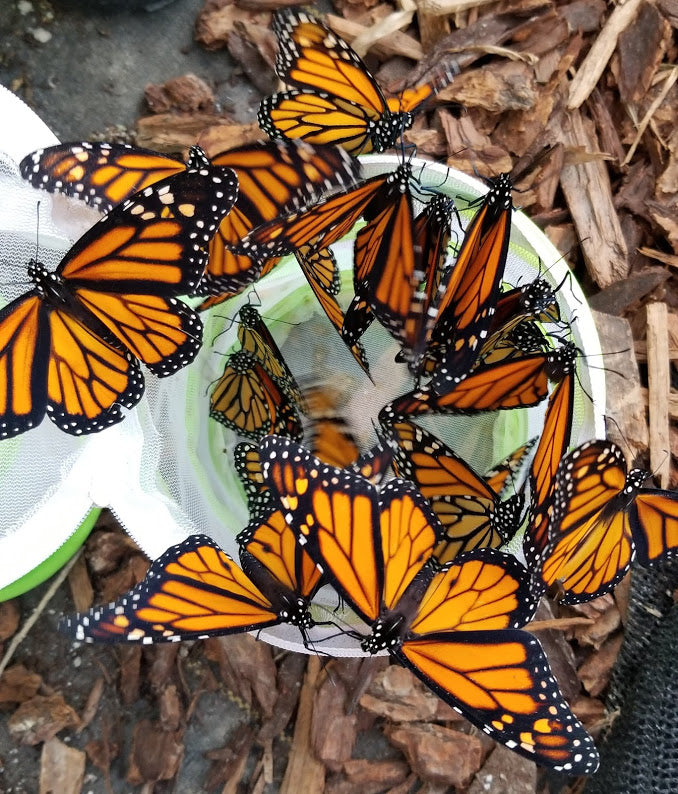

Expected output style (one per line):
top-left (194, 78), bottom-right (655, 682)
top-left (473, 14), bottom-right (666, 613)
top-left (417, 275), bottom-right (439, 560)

top-left (1, 0), bottom-right (677, 791)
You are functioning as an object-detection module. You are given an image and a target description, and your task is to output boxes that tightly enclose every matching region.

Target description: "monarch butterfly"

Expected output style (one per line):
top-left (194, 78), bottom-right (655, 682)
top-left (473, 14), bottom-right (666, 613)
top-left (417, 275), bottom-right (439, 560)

top-left (491, 278), bottom-right (561, 336)
top-left (236, 304), bottom-right (303, 407)
top-left (238, 161), bottom-right (445, 364)
top-left (60, 516), bottom-right (323, 643)
top-left (258, 9), bottom-right (455, 155)
top-left (0, 160), bottom-right (238, 439)
top-left (259, 436), bottom-right (599, 774)
top-left (302, 383), bottom-right (361, 469)
top-left (385, 342), bottom-right (577, 418)
top-left (235, 163), bottom-right (423, 376)
top-left (400, 193), bottom-right (456, 372)
top-left (537, 440), bottom-right (678, 605)
top-left (379, 414), bottom-right (523, 563)
top-left (416, 173), bottom-right (514, 390)
top-left (20, 138), bottom-right (360, 300)
top-left (342, 182), bottom-right (456, 360)
top-left (471, 278), bottom-right (560, 370)
top-left (210, 350), bottom-right (303, 441)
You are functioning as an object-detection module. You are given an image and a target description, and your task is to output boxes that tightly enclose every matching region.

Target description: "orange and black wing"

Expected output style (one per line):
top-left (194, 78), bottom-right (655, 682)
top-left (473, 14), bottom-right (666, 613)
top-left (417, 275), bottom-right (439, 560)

top-left (260, 434), bottom-right (386, 624)
top-left (52, 161), bottom-right (238, 377)
top-left (60, 535), bottom-right (285, 642)
top-left (406, 193), bottom-right (455, 370)
top-left (385, 350), bottom-right (552, 417)
top-left (540, 440), bottom-right (634, 604)
top-left (237, 506), bottom-right (323, 604)
top-left (0, 290), bottom-right (144, 438)
top-left (60, 158), bottom-right (239, 298)
top-left (200, 139), bottom-right (360, 296)
top-left (236, 171), bottom-right (388, 266)
top-left (259, 10), bottom-right (396, 154)
top-left (484, 438), bottom-right (537, 496)
top-left (426, 174), bottom-right (513, 391)
top-left (234, 441), bottom-right (271, 520)
top-left (295, 246), bottom-right (372, 378)
top-left (349, 163), bottom-right (418, 348)
top-left (396, 549), bottom-right (598, 774)
top-left (349, 439), bottom-right (394, 485)
top-left (237, 304), bottom-right (303, 405)
top-left (380, 416), bottom-right (522, 562)
top-left (522, 370), bottom-right (575, 574)
top-left (632, 488), bottom-right (678, 566)
top-left (210, 351), bottom-right (302, 440)
top-left (19, 141), bottom-right (185, 212)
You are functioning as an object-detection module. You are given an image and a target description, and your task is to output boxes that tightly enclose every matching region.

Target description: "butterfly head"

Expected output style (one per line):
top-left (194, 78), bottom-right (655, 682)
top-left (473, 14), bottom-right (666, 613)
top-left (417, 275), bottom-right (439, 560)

top-left (521, 278), bottom-right (560, 322)
top-left (360, 613), bottom-right (406, 654)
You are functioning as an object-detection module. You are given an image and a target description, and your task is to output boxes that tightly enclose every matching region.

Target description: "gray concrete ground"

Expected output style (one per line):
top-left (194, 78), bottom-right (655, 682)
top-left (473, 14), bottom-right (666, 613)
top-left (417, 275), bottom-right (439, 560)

top-left (0, 0), bottom-right (259, 141)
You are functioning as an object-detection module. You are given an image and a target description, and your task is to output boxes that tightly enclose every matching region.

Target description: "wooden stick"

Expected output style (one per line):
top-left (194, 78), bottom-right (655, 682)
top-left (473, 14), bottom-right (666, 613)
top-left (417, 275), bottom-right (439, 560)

top-left (646, 302), bottom-right (671, 488)
top-left (622, 67), bottom-right (678, 165)
top-left (417, 0), bottom-right (497, 17)
top-left (556, 109), bottom-right (629, 287)
top-left (638, 247), bottom-right (678, 269)
top-left (280, 656), bottom-right (325, 794)
top-left (641, 388), bottom-right (678, 420)
top-left (326, 13), bottom-right (423, 61)
top-left (568, 0), bottom-right (644, 109)
top-left (528, 617), bottom-right (595, 632)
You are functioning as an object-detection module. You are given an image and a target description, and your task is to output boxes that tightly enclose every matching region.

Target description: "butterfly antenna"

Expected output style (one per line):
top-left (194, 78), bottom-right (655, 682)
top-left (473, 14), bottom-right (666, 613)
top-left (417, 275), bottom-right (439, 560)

top-left (245, 287), bottom-right (262, 310)
top-left (33, 200), bottom-right (41, 264)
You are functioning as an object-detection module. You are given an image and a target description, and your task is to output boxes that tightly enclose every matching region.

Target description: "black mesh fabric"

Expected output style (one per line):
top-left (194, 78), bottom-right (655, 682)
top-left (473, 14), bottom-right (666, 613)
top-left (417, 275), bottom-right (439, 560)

top-left (583, 560), bottom-right (678, 793)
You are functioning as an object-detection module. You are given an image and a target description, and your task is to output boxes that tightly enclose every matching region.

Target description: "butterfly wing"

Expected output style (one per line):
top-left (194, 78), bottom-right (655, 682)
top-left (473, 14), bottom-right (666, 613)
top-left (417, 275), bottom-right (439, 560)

top-left (60, 161), bottom-right (238, 297)
top-left (60, 535), bottom-right (284, 642)
top-left (201, 140), bottom-right (359, 295)
top-left (351, 164), bottom-right (418, 347)
top-left (540, 441), bottom-right (634, 604)
top-left (210, 351), bottom-right (303, 440)
top-left (260, 435), bottom-right (385, 624)
top-left (427, 174), bottom-right (513, 390)
top-left (237, 171), bottom-right (387, 265)
top-left (394, 549), bottom-right (597, 773)
top-left (238, 506), bottom-right (323, 604)
top-left (272, 10), bottom-right (388, 113)
top-left (632, 489), bottom-right (678, 565)
top-left (386, 351), bottom-right (551, 417)
top-left (234, 441), bottom-right (272, 521)
top-left (0, 293), bottom-right (50, 438)
top-left (19, 142), bottom-right (186, 212)
top-left (295, 247), bottom-right (371, 377)
top-left (237, 304), bottom-right (303, 405)
top-left (522, 373), bottom-right (574, 573)
top-left (259, 91), bottom-right (385, 156)
top-left (407, 194), bottom-right (454, 369)
top-left (381, 417), bottom-right (521, 562)
top-left (485, 438), bottom-right (537, 496)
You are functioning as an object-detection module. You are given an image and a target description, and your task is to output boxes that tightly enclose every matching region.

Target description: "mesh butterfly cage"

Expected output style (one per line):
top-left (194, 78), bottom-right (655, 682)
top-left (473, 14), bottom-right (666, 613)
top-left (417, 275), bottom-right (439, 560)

top-left (0, 84), bottom-right (606, 656)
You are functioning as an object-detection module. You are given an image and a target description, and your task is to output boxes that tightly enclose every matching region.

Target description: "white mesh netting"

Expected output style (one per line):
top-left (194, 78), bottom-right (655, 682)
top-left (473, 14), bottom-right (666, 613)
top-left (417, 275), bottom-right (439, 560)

top-left (0, 88), bottom-right (605, 655)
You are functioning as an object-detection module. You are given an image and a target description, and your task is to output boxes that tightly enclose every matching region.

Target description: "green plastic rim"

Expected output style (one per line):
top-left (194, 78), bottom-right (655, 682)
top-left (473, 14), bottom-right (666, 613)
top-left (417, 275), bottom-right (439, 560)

top-left (0, 508), bottom-right (101, 602)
